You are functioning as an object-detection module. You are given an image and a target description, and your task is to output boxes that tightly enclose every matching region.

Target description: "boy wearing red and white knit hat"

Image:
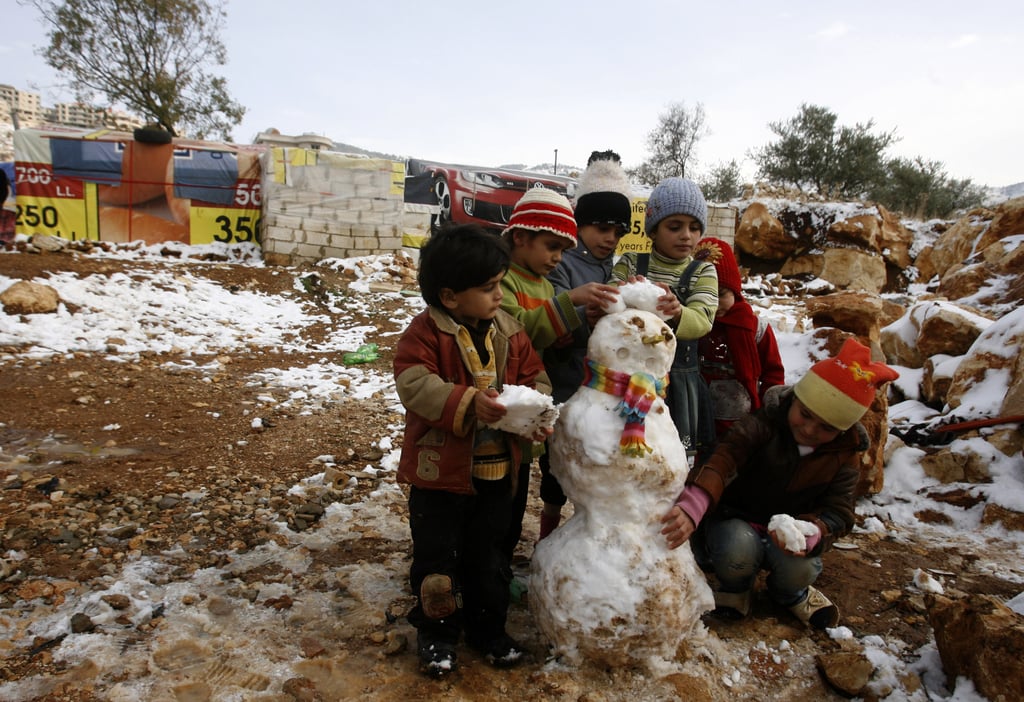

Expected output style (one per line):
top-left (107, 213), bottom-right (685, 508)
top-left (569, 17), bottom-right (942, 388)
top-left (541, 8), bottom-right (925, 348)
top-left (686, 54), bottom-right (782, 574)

top-left (498, 186), bottom-right (620, 562)
top-left (660, 337), bottom-right (898, 630)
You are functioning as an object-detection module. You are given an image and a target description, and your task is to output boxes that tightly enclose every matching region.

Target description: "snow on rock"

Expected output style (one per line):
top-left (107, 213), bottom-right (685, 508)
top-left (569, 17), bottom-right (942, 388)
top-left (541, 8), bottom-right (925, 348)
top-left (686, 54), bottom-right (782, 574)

top-left (486, 384), bottom-right (559, 437)
top-left (530, 309), bottom-right (714, 669)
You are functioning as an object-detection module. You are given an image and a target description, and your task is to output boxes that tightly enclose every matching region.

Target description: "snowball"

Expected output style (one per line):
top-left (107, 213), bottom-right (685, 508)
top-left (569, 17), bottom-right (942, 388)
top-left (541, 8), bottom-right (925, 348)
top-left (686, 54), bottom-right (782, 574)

top-left (604, 280), bottom-right (672, 320)
top-left (486, 384), bottom-right (559, 437)
top-left (912, 568), bottom-right (944, 594)
top-left (768, 514), bottom-right (819, 552)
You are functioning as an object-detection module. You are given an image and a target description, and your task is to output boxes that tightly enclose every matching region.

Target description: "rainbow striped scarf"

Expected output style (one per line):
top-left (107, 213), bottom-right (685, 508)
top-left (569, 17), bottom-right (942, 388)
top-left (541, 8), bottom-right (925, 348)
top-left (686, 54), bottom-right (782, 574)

top-left (582, 358), bottom-right (668, 457)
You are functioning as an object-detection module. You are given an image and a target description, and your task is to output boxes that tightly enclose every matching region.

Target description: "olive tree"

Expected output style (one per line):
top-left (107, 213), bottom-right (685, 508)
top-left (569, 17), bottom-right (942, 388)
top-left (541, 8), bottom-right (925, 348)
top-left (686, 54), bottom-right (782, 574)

top-left (631, 101), bottom-right (709, 186)
top-left (24, 0), bottom-right (245, 140)
top-left (751, 103), bottom-right (896, 199)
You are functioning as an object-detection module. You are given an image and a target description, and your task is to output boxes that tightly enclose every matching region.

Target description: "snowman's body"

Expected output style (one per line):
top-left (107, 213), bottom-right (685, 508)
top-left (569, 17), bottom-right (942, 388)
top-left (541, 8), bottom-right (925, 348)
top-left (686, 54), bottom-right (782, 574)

top-left (530, 309), bottom-right (714, 668)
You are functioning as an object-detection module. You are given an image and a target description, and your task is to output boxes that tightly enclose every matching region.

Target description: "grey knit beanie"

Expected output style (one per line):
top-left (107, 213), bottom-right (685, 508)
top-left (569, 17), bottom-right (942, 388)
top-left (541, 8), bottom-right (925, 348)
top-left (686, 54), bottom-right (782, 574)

top-left (644, 177), bottom-right (707, 235)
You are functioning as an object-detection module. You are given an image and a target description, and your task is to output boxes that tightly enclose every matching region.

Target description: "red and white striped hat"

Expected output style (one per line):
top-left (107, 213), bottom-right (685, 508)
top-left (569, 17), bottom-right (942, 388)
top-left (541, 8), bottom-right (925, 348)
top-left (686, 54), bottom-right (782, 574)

top-left (501, 188), bottom-right (577, 247)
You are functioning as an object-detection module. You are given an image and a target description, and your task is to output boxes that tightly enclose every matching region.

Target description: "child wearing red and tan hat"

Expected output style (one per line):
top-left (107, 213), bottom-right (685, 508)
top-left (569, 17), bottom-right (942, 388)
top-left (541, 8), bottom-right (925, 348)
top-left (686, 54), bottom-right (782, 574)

top-left (659, 338), bottom-right (899, 629)
top-left (498, 188), bottom-right (620, 559)
top-left (694, 237), bottom-right (785, 439)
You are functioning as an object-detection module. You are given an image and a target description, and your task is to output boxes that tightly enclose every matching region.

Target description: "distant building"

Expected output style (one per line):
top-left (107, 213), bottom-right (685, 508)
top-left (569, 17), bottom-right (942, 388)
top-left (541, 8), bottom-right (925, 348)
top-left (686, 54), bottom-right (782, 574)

top-left (1, 83), bottom-right (45, 127)
top-left (254, 128), bottom-right (334, 151)
top-left (1, 83), bottom-right (144, 135)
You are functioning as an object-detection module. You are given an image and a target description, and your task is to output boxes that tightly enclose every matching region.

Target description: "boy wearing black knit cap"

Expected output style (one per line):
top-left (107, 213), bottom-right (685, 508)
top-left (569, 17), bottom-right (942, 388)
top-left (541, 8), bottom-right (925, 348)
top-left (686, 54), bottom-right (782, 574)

top-left (535, 150), bottom-right (633, 540)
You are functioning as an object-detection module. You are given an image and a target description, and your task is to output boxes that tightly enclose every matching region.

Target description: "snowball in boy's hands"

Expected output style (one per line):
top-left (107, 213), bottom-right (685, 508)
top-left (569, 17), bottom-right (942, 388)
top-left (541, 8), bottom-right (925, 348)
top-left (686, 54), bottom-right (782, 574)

top-left (486, 385), bottom-right (560, 439)
top-left (604, 280), bottom-right (672, 321)
top-left (768, 514), bottom-right (819, 553)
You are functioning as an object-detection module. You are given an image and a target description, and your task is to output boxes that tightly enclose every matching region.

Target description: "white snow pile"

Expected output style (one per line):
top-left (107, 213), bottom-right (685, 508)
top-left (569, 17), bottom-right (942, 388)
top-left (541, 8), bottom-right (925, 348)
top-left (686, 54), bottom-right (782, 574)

top-left (768, 513), bottom-right (820, 553)
top-left (602, 279), bottom-right (671, 320)
top-left (487, 384), bottom-right (559, 437)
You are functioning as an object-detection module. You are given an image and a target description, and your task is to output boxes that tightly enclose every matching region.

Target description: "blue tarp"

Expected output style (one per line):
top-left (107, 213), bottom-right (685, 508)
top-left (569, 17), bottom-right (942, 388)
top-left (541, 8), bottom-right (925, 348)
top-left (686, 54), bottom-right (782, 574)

top-left (172, 149), bottom-right (238, 205)
top-left (49, 138), bottom-right (124, 184)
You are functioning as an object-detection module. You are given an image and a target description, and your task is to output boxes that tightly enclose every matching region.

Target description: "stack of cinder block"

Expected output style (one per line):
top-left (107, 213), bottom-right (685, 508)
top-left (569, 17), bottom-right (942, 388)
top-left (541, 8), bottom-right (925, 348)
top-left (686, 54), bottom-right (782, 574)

top-left (261, 148), bottom-right (414, 265)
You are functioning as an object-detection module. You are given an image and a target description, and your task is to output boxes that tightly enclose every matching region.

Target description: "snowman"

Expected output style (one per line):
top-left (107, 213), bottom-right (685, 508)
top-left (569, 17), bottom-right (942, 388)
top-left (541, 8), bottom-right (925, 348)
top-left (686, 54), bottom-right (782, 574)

top-left (529, 305), bottom-right (714, 669)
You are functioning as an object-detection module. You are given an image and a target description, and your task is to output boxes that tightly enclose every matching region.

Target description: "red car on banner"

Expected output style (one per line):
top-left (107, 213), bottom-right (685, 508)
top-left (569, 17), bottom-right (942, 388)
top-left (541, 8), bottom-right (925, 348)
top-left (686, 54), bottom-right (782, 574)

top-left (406, 158), bottom-right (576, 233)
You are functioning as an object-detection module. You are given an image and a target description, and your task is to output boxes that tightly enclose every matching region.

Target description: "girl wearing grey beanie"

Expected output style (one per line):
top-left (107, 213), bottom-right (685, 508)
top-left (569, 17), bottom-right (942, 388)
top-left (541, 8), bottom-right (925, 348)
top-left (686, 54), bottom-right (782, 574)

top-left (610, 176), bottom-right (718, 459)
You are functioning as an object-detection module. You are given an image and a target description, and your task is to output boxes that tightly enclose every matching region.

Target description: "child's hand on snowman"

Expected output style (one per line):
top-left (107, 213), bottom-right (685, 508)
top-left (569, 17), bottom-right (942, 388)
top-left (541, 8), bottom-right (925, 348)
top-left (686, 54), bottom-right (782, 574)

top-left (568, 281), bottom-right (620, 310)
top-left (660, 505), bottom-right (696, 550)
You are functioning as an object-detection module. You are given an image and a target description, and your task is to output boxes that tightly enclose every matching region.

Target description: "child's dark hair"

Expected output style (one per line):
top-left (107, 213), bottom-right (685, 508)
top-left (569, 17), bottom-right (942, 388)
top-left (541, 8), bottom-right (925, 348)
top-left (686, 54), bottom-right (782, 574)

top-left (418, 223), bottom-right (510, 307)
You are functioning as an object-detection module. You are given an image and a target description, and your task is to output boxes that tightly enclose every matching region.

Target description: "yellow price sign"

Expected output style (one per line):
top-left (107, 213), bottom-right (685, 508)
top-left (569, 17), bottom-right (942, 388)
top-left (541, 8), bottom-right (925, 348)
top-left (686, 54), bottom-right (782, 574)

top-left (15, 194), bottom-right (91, 241)
top-left (189, 205), bottom-right (262, 245)
top-left (616, 197), bottom-right (651, 255)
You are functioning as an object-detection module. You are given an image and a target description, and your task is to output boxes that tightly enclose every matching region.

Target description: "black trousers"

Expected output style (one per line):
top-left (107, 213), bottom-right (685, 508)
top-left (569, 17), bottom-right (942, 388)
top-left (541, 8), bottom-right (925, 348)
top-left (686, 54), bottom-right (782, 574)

top-left (407, 477), bottom-right (514, 645)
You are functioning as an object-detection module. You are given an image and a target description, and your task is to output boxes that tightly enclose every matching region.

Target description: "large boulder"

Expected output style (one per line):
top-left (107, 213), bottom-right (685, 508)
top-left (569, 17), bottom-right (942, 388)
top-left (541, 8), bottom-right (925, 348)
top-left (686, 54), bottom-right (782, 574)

top-left (880, 300), bottom-right (992, 368)
top-left (825, 205), bottom-right (914, 269)
top-left (735, 203), bottom-right (795, 260)
top-left (946, 306), bottom-right (1024, 418)
top-left (926, 592), bottom-right (1024, 702)
top-left (929, 197), bottom-right (1024, 281)
top-left (0, 281), bottom-right (61, 315)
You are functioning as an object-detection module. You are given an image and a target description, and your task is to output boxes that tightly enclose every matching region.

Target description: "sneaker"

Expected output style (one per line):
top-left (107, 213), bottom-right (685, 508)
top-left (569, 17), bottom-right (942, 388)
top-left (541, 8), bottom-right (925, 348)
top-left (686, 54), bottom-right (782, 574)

top-left (788, 586), bottom-right (840, 629)
top-left (417, 635), bottom-right (457, 678)
top-left (468, 632), bottom-right (525, 668)
top-left (712, 589), bottom-right (751, 619)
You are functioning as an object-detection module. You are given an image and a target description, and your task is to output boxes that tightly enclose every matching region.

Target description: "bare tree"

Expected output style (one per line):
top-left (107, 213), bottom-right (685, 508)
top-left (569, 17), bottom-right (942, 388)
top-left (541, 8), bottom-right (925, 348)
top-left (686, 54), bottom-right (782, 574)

top-left (630, 102), bottom-right (710, 186)
top-left (24, 0), bottom-right (245, 140)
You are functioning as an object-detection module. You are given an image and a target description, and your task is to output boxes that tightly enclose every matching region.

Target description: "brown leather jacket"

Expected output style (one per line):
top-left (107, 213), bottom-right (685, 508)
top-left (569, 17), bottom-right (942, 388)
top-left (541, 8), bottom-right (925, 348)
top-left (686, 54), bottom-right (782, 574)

top-left (687, 385), bottom-right (864, 555)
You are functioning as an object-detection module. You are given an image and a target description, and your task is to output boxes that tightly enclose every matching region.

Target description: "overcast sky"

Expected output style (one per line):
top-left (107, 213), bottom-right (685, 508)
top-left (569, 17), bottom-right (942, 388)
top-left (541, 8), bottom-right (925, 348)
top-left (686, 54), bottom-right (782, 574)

top-left (5, 1), bottom-right (1022, 186)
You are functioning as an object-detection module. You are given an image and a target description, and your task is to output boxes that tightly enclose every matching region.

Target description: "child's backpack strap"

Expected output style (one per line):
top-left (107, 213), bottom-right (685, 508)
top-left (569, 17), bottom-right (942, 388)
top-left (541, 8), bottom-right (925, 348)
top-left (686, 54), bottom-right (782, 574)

top-left (636, 252), bottom-right (650, 278)
top-left (675, 258), bottom-right (704, 302)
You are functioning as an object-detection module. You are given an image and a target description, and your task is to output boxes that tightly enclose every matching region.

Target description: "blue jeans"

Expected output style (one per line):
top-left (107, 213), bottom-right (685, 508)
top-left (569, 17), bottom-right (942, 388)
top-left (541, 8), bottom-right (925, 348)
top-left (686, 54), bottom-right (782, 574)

top-left (694, 517), bottom-right (822, 607)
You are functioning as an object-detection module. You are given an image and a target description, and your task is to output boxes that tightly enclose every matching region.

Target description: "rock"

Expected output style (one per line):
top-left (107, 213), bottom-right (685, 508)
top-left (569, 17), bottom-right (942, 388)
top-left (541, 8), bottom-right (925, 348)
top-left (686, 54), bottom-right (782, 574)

top-left (0, 280), bottom-right (61, 314)
top-left (29, 233), bottom-right (68, 252)
top-left (805, 291), bottom-right (888, 342)
top-left (816, 650), bottom-right (874, 697)
top-left (736, 203), bottom-right (795, 260)
top-left (916, 302), bottom-right (991, 359)
top-left (946, 306), bottom-right (1024, 417)
top-left (70, 612), bottom-right (96, 633)
top-left (926, 592), bottom-right (1024, 702)
top-left (282, 677), bottom-right (323, 702)
top-left (981, 504), bottom-right (1024, 532)
top-left (920, 354), bottom-right (958, 405)
top-left (101, 594), bottom-right (131, 610)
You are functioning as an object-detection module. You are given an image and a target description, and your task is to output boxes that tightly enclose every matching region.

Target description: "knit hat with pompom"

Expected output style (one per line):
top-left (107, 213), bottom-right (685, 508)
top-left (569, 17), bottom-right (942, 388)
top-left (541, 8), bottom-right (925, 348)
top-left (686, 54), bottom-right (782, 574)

top-left (501, 188), bottom-right (577, 247)
top-left (793, 338), bottom-right (899, 431)
top-left (573, 150), bottom-right (633, 233)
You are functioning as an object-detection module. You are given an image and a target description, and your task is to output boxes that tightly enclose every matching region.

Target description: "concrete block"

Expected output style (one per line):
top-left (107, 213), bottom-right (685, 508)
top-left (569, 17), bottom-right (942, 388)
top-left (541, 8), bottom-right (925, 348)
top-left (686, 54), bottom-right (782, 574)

top-left (296, 242), bottom-right (324, 259)
top-left (304, 230), bottom-right (331, 248)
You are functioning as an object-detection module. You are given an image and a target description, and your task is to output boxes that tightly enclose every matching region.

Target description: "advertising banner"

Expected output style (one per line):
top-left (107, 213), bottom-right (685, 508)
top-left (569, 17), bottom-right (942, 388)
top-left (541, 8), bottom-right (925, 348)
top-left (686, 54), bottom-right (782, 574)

top-left (12, 127), bottom-right (264, 245)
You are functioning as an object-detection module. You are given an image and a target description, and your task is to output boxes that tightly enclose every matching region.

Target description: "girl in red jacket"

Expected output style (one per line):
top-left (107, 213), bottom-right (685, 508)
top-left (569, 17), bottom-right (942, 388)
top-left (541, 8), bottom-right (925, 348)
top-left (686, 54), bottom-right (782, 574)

top-left (695, 237), bottom-right (785, 440)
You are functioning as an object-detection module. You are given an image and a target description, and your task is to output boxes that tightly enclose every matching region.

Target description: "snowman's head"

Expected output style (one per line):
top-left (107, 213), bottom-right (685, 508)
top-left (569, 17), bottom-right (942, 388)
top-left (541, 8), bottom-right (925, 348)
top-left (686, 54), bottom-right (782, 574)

top-left (588, 310), bottom-right (676, 377)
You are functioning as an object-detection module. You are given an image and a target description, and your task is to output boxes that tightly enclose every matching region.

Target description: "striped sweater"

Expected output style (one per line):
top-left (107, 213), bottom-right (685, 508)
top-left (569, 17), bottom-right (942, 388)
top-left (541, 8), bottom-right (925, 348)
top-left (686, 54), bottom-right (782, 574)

top-left (611, 250), bottom-right (718, 341)
top-left (500, 262), bottom-right (582, 353)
